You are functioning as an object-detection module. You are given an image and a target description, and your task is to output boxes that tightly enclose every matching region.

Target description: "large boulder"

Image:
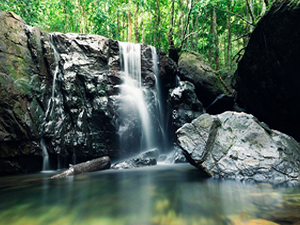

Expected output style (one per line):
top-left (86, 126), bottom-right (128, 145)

top-left (176, 111), bottom-right (300, 183)
top-left (0, 12), bottom-right (44, 174)
top-left (0, 11), bottom-right (177, 174)
top-left (178, 52), bottom-right (225, 107)
top-left (234, 0), bottom-right (300, 140)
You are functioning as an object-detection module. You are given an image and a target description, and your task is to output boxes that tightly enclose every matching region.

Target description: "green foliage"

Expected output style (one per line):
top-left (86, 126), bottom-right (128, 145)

top-left (0, 0), bottom-right (277, 70)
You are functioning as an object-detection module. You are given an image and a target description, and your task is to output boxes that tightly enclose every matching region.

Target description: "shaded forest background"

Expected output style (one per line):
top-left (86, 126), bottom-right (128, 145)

top-left (1, 0), bottom-right (272, 70)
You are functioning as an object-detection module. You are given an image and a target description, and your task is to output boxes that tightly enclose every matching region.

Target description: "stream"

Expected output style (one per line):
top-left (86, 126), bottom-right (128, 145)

top-left (1, 164), bottom-right (300, 225)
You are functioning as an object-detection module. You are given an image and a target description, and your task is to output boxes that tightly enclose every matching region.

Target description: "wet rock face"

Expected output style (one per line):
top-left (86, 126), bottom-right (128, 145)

top-left (0, 12), bottom-right (44, 174)
top-left (234, 1), bottom-right (300, 140)
top-left (169, 81), bottom-right (204, 130)
top-left (0, 12), bottom-right (177, 174)
top-left (42, 33), bottom-right (121, 159)
top-left (176, 111), bottom-right (300, 183)
top-left (178, 52), bottom-right (224, 107)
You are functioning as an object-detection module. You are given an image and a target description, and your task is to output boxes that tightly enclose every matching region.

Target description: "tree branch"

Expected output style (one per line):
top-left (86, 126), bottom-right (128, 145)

top-left (233, 47), bottom-right (246, 63)
top-left (245, 0), bottom-right (255, 24)
top-left (213, 5), bottom-right (255, 27)
top-left (232, 32), bottom-right (251, 42)
top-left (179, 0), bottom-right (194, 51)
top-left (181, 31), bottom-right (198, 42)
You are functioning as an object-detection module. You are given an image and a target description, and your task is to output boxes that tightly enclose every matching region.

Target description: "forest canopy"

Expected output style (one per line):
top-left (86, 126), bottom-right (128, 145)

top-left (1, 0), bottom-right (273, 70)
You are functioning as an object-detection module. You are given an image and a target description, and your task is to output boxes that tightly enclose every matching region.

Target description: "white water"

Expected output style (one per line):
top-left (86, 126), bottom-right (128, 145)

top-left (150, 46), bottom-right (168, 150)
top-left (40, 34), bottom-right (60, 171)
top-left (40, 138), bottom-right (50, 171)
top-left (119, 42), bottom-right (152, 150)
top-left (44, 34), bottom-right (60, 119)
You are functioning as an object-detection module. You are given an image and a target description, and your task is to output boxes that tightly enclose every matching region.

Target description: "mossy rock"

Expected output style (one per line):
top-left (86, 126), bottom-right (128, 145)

top-left (178, 52), bottom-right (224, 107)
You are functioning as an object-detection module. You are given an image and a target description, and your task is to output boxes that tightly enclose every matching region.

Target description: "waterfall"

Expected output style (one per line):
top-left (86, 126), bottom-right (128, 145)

top-left (118, 42), bottom-right (152, 151)
top-left (44, 34), bottom-right (60, 120)
top-left (40, 34), bottom-right (60, 171)
top-left (150, 46), bottom-right (168, 150)
top-left (40, 138), bottom-right (49, 171)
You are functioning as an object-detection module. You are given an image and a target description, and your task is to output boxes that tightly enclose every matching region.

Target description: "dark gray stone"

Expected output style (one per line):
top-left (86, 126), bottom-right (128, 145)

top-left (169, 81), bottom-right (204, 130)
top-left (178, 52), bottom-right (224, 107)
top-left (111, 148), bottom-right (159, 169)
top-left (176, 111), bottom-right (300, 183)
top-left (234, 1), bottom-right (300, 141)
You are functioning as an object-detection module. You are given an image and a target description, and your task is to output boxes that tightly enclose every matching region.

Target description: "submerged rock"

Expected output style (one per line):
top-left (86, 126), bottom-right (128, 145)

top-left (176, 111), bottom-right (300, 183)
top-left (111, 149), bottom-right (159, 169)
top-left (234, 0), bottom-right (300, 141)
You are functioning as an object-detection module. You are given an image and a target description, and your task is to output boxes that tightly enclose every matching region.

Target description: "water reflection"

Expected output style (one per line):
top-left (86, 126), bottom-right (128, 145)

top-left (0, 164), bottom-right (300, 225)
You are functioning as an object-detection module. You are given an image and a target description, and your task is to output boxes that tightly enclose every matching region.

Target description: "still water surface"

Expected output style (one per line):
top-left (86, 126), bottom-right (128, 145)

top-left (0, 164), bottom-right (300, 225)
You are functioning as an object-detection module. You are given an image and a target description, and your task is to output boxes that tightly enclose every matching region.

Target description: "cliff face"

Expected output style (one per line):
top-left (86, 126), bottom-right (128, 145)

top-left (0, 11), bottom-right (177, 174)
top-left (234, 1), bottom-right (300, 140)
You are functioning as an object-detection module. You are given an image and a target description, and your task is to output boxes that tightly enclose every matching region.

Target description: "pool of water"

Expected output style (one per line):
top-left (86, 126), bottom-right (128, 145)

top-left (0, 164), bottom-right (300, 225)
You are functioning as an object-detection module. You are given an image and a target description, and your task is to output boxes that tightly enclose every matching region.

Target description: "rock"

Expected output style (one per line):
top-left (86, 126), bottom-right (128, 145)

top-left (111, 148), bottom-right (159, 169)
top-left (157, 146), bottom-right (187, 164)
top-left (220, 70), bottom-right (235, 93)
top-left (176, 111), bottom-right (300, 183)
top-left (0, 12), bottom-right (45, 174)
top-left (0, 11), bottom-right (177, 174)
top-left (234, 0), bottom-right (300, 140)
top-left (178, 52), bottom-right (224, 107)
top-left (169, 81), bottom-right (205, 130)
top-left (51, 156), bottom-right (111, 179)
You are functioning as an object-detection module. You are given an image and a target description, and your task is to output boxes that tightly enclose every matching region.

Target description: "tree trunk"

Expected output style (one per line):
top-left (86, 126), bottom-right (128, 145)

top-left (122, 11), bottom-right (125, 41)
top-left (179, 0), bottom-right (193, 51)
top-left (246, 0), bottom-right (255, 25)
top-left (141, 6), bottom-right (145, 43)
top-left (117, 1), bottom-right (120, 40)
top-left (51, 156), bottom-right (111, 179)
top-left (212, 6), bottom-right (219, 70)
top-left (227, 4), bottom-right (232, 67)
top-left (156, 0), bottom-right (161, 49)
top-left (134, 2), bottom-right (139, 43)
top-left (180, 0), bottom-right (184, 38)
top-left (195, 13), bottom-right (199, 51)
top-left (168, 0), bottom-right (179, 62)
top-left (128, 0), bottom-right (132, 42)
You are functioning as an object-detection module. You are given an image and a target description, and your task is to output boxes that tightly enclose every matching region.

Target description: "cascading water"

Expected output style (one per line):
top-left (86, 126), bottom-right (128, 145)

top-left (40, 34), bottom-right (60, 171)
top-left (150, 46), bottom-right (168, 150)
top-left (118, 42), bottom-right (152, 151)
top-left (118, 42), bottom-right (169, 153)
top-left (40, 138), bottom-right (49, 171)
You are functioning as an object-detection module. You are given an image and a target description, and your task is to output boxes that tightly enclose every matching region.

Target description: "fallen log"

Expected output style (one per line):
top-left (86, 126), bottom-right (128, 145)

top-left (51, 156), bottom-right (111, 179)
top-left (0, 156), bottom-right (111, 190)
